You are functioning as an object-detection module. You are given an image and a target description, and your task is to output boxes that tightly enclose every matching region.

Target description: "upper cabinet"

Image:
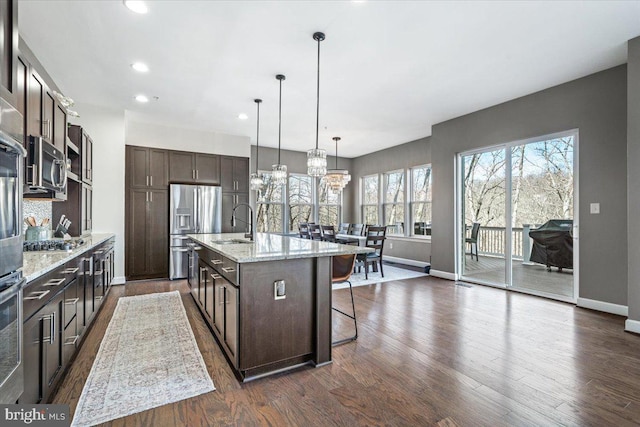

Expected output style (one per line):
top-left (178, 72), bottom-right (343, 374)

top-left (221, 156), bottom-right (249, 193)
top-left (0, 0), bottom-right (18, 107)
top-left (68, 125), bottom-right (94, 185)
top-left (126, 145), bottom-right (169, 189)
top-left (169, 151), bottom-right (220, 185)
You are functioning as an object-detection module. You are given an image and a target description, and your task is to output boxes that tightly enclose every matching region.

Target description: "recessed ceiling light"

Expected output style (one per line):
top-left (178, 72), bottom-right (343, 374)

top-left (238, 113), bottom-right (249, 120)
top-left (135, 95), bottom-right (149, 103)
top-left (131, 62), bottom-right (149, 73)
top-left (124, 1), bottom-right (148, 14)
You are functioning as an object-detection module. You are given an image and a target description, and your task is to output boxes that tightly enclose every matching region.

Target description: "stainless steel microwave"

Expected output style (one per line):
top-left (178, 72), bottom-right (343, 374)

top-left (24, 136), bottom-right (67, 200)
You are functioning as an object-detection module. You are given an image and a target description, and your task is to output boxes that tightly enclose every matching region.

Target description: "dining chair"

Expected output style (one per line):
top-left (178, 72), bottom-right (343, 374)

top-left (466, 222), bottom-right (481, 260)
top-left (356, 225), bottom-right (386, 280)
top-left (321, 225), bottom-right (337, 242)
top-left (348, 223), bottom-right (365, 236)
top-left (337, 223), bottom-right (350, 235)
top-left (309, 224), bottom-right (323, 241)
top-left (332, 253), bottom-right (358, 346)
top-left (299, 222), bottom-right (311, 239)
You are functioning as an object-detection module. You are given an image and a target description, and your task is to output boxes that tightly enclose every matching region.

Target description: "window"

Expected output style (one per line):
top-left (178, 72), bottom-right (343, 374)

top-left (361, 175), bottom-right (379, 225)
top-left (288, 174), bottom-right (313, 233)
top-left (383, 171), bottom-right (405, 235)
top-left (256, 173), bottom-right (284, 233)
top-left (318, 184), bottom-right (341, 227)
top-left (411, 165), bottom-right (432, 236)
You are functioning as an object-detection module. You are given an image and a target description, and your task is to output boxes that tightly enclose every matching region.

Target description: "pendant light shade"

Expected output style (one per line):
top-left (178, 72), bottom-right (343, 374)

top-left (307, 32), bottom-right (327, 177)
top-left (324, 137), bottom-right (351, 193)
top-left (271, 74), bottom-right (288, 186)
top-left (249, 99), bottom-right (265, 191)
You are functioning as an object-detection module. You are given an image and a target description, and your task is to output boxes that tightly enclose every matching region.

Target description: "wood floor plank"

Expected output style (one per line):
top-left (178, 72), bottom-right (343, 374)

top-left (50, 274), bottom-right (640, 426)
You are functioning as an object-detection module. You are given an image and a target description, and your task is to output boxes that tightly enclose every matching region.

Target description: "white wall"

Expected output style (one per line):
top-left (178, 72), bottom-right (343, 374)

top-left (125, 116), bottom-right (251, 157)
top-left (69, 103), bottom-right (126, 283)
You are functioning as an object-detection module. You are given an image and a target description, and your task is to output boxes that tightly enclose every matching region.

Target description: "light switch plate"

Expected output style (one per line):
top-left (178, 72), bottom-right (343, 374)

top-left (590, 203), bottom-right (600, 214)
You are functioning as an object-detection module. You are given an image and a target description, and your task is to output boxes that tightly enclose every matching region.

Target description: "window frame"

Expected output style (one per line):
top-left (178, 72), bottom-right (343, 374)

top-left (287, 173), bottom-right (315, 234)
top-left (318, 183), bottom-right (342, 228)
top-left (255, 171), bottom-right (286, 233)
top-left (410, 164), bottom-right (433, 238)
top-left (382, 169), bottom-right (407, 236)
top-left (360, 174), bottom-right (380, 226)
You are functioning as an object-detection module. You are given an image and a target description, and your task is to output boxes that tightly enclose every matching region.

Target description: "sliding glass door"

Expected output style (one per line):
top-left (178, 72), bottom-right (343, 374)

top-left (458, 131), bottom-right (578, 302)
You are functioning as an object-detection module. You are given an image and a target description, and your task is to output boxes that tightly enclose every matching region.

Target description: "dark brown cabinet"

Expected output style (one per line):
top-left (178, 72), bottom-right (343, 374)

top-left (69, 125), bottom-right (93, 185)
top-left (126, 188), bottom-right (168, 279)
top-left (82, 184), bottom-right (92, 235)
top-left (27, 68), bottom-right (45, 140)
top-left (127, 145), bottom-right (168, 188)
top-left (221, 156), bottom-right (249, 193)
top-left (0, 0), bottom-right (18, 107)
top-left (169, 151), bottom-right (220, 185)
top-left (53, 103), bottom-right (67, 151)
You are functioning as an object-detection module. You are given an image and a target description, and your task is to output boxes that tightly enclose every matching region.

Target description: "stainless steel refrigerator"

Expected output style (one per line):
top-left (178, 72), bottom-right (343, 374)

top-left (169, 184), bottom-right (221, 279)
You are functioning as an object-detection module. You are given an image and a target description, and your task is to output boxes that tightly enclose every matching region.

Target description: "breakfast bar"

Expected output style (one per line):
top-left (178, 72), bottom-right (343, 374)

top-left (187, 232), bottom-right (372, 381)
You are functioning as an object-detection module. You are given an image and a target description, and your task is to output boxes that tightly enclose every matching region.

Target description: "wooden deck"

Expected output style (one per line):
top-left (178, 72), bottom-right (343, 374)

top-left (463, 255), bottom-right (573, 297)
top-left (51, 274), bottom-right (640, 426)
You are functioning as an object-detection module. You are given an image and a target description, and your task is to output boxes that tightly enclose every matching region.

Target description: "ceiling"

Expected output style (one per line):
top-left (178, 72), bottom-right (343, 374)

top-left (18, 1), bottom-right (640, 158)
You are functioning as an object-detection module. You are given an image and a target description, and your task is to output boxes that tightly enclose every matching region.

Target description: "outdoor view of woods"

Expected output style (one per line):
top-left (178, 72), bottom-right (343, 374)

top-left (463, 136), bottom-right (574, 229)
top-left (255, 173), bottom-right (340, 233)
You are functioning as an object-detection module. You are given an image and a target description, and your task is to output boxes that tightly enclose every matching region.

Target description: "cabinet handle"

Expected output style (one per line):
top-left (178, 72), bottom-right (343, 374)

top-left (211, 273), bottom-right (221, 280)
top-left (94, 270), bottom-right (104, 275)
top-left (93, 250), bottom-right (104, 254)
top-left (219, 287), bottom-right (224, 305)
top-left (146, 175), bottom-right (149, 186)
top-left (222, 267), bottom-right (235, 273)
top-left (44, 278), bottom-right (66, 287)
top-left (196, 170), bottom-right (199, 180)
top-left (192, 170), bottom-right (195, 180)
top-left (64, 335), bottom-right (79, 346)
top-left (150, 192), bottom-right (153, 202)
top-left (211, 259), bottom-right (223, 265)
top-left (65, 297), bottom-right (79, 305)
top-left (62, 267), bottom-right (79, 275)
top-left (150, 176), bottom-right (153, 186)
top-left (146, 191), bottom-right (149, 202)
top-left (24, 290), bottom-right (50, 300)
top-left (43, 312), bottom-right (56, 344)
top-left (95, 296), bottom-right (103, 302)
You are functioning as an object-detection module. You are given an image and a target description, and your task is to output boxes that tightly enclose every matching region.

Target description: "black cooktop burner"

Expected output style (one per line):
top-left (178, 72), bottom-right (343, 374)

top-left (23, 239), bottom-right (86, 252)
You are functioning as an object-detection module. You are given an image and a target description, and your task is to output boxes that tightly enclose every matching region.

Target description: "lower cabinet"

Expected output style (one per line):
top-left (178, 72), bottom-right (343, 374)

top-left (19, 237), bottom-right (116, 404)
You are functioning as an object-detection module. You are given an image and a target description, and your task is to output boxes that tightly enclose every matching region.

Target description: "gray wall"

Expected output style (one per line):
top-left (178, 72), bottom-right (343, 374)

top-left (431, 65), bottom-right (628, 305)
top-left (251, 145), bottom-right (355, 221)
top-left (628, 38), bottom-right (640, 320)
top-left (351, 137), bottom-right (432, 263)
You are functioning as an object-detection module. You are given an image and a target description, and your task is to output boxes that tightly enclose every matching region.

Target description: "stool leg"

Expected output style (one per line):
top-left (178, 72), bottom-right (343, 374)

top-left (332, 280), bottom-right (358, 346)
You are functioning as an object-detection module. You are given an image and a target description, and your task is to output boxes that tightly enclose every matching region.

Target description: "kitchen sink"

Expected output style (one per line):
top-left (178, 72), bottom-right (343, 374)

top-left (211, 239), bottom-right (253, 245)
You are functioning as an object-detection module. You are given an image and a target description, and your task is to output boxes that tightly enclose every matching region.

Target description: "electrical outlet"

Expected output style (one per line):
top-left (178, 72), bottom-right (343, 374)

top-left (389, 242), bottom-right (393, 249)
top-left (590, 203), bottom-right (600, 214)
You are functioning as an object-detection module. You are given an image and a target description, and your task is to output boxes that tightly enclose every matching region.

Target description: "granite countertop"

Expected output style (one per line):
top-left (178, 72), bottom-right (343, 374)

top-left (22, 233), bottom-right (115, 282)
top-left (188, 233), bottom-right (373, 263)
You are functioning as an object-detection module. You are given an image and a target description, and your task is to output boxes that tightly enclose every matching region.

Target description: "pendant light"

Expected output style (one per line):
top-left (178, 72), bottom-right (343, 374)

top-left (307, 31), bottom-right (327, 177)
top-left (271, 74), bottom-right (288, 186)
top-left (324, 136), bottom-right (351, 193)
top-left (249, 99), bottom-right (265, 191)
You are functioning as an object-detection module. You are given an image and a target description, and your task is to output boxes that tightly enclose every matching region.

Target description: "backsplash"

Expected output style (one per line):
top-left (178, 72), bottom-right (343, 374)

top-left (22, 200), bottom-right (53, 232)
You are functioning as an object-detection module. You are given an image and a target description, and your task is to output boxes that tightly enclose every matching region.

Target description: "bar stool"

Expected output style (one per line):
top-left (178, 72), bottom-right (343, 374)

top-left (332, 254), bottom-right (358, 346)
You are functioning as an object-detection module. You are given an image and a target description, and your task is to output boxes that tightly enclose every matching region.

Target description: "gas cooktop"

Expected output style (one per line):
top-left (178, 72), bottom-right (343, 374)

top-left (23, 239), bottom-right (86, 252)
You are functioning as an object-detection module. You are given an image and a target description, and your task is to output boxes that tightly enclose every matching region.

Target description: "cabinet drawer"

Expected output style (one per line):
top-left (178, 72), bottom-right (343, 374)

top-left (24, 267), bottom-right (75, 320)
top-left (220, 257), bottom-right (238, 284)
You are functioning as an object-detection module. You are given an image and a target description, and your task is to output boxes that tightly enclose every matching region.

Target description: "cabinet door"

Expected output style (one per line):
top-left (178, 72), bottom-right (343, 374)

top-left (213, 277), bottom-right (224, 338)
top-left (147, 190), bottom-right (168, 277)
top-left (195, 153), bottom-right (220, 184)
top-left (43, 90), bottom-right (55, 146)
top-left (15, 56), bottom-right (27, 145)
top-left (0, 0), bottom-right (17, 106)
top-left (42, 290), bottom-right (63, 402)
top-left (225, 284), bottom-right (238, 361)
top-left (233, 158), bottom-right (249, 193)
top-left (205, 266), bottom-right (215, 321)
top-left (221, 157), bottom-right (234, 192)
top-left (53, 103), bottom-right (67, 152)
top-left (82, 134), bottom-right (93, 184)
top-left (126, 189), bottom-right (148, 278)
top-left (76, 257), bottom-right (88, 337)
top-left (81, 184), bottom-right (92, 235)
top-left (27, 69), bottom-right (44, 138)
top-left (82, 255), bottom-right (95, 325)
top-left (93, 257), bottom-right (105, 313)
top-left (127, 146), bottom-right (150, 188)
top-left (149, 149), bottom-right (168, 188)
top-left (169, 151), bottom-right (194, 183)
top-left (21, 310), bottom-right (44, 404)
top-left (197, 261), bottom-right (206, 309)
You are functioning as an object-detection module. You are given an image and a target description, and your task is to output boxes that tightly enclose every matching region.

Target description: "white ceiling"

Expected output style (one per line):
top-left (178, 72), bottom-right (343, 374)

top-left (18, 1), bottom-right (640, 158)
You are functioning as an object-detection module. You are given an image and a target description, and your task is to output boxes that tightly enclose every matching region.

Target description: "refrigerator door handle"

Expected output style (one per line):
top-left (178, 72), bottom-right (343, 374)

top-left (195, 187), bottom-right (201, 233)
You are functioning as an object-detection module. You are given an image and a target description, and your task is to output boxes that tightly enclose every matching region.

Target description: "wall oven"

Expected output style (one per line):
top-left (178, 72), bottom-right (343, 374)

top-left (0, 96), bottom-right (25, 403)
top-left (25, 136), bottom-right (67, 201)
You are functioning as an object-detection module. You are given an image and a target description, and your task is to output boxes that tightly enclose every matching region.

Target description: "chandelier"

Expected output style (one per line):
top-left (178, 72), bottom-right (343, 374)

top-left (323, 137), bottom-right (351, 193)
top-left (271, 74), bottom-right (288, 186)
top-left (249, 99), bottom-right (265, 191)
top-left (307, 32), bottom-right (327, 177)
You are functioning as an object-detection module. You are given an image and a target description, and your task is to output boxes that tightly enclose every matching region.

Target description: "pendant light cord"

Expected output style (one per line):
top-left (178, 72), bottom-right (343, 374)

top-left (333, 136), bottom-right (341, 169)
top-left (315, 36), bottom-right (321, 150)
top-left (255, 99), bottom-right (261, 174)
top-left (278, 77), bottom-right (282, 165)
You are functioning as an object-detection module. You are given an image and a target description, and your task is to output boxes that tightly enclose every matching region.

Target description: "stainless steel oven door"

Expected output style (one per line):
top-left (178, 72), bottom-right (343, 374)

top-left (0, 274), bottom-right (24, 404)
top-left (0, 130), bottom-right (25, 279)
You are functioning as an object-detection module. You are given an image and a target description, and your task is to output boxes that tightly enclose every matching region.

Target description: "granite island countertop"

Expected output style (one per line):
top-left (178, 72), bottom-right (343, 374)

top-left (22, 233), bottom-right (115, 282)
top-left (188, 232), bottom-right (372, 263)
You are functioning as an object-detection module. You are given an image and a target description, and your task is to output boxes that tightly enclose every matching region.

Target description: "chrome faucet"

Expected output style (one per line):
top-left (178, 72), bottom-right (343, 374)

top-left (231, 203), bottom-right (254, 241)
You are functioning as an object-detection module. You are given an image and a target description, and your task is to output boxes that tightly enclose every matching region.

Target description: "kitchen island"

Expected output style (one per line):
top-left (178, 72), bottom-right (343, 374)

top-left (187, 233), bottom-right (372, 381)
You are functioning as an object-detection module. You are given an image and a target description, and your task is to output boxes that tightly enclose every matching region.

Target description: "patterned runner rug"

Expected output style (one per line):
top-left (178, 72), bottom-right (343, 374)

top-left (71, 291), bottom-right (214, 426)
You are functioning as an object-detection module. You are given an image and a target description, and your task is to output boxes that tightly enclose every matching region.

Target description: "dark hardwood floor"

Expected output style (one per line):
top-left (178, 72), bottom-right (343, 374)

top-left (53, 275), bottom-right (640, 426)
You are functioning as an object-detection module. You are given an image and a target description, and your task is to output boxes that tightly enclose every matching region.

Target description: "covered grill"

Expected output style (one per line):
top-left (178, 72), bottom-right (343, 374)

top-left (528, 219), bottom-right (573, 271)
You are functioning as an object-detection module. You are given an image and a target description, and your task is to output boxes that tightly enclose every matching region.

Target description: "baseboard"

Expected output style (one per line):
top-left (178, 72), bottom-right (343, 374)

top-left (112, 276), bottom-right (126, 285)
top-left (625, 319), bottom-right (640, 334)
top-left (577, 297), bottom-right (628, 316)
top-left (384, 256), bottom-right (428, 268)
top-left (429, 269), bottom-right (457, 281)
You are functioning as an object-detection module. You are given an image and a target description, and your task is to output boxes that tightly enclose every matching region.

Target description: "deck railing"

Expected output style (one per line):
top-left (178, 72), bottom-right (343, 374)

top-left (470, 225), bottom-right (538, 261)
